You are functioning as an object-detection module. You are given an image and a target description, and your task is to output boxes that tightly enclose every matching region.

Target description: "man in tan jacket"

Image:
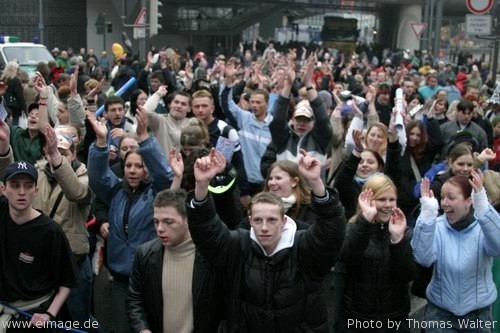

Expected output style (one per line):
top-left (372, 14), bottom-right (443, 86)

top-left (33, 124), bottom-right (97, 330)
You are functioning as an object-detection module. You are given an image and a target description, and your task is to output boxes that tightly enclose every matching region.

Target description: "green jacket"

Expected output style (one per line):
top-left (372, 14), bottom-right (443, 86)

top-left (9, 126), bottom-right (43, 164)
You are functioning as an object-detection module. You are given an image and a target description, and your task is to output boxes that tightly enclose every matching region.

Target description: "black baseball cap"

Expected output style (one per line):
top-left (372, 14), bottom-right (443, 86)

top-left (3, 161), bottom-right (38, 183)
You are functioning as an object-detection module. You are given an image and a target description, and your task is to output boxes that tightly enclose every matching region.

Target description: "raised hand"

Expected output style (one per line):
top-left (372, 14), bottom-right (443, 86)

top-left (298, 149), bottom-right (321, 183)
top-left (352, 129), bottom-right (364, 152)
top-left (194, 148), bottom-right (226, 184)
top-left (69, 67), bottom-right (78, 96)
top-left (135, 105), bottom-right (149, 141)
top-left (420, 178), bottom-right (434, 198)
top-left (169, 148), bottom-right (184, 178)
top-left (147, 51), bottom-right (154, 66)
top-left (389, 207), bottom-right (406, 243)
top-left (280, 62), bottom-right (296, 97)
top-left (302, 54), bottom-right (317, 87)
top-left (33, 73), bottom-right (48, 96)
top-left (44, 124), bottom-right (59, 157)
top-left (285, 63), bottom-right (296, 84)
top-left (365, 85), bottom-right (376, 105)
top-left (88, 78), bottom-right (105, 99)
top-left (156, 85), bottom-right (168, 98)
top-left (358, 189), bottom-right (377, 222)
top-left (426, 100), bottom-right (437, 119)
top-left (469, 169), bottom-right (484, 193)
top-left (0, 118), bottom-right (10, 155)
top-left (87, 111), bottom-right (108, 146)
top-left (419, 177), bottom-right (439, 221)
top-left (298, 149), bottom-right (325, 196)
top-left (185, 61), bottom-right (194, 81)
top-left (478, 148), bottom-right (496, 163)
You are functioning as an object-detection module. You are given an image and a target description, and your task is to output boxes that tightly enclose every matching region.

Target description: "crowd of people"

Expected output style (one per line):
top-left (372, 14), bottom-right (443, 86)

top-left (0, 39), bottom-right (499, 333)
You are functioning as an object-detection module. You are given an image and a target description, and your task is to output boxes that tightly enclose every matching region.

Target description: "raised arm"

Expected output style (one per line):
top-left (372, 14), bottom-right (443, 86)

top-left (135, 105), bottom-right (172, 190)
top-left (298, 149), bottom-right (346, 276)
top-left (219, 62), bottom-right (248, 128)
top-left (86, 111), bottom-right (120, 202)
top-left (44, 124), bottom-right (92, 203)
top-left (411, 178), bottom-right (439, 267)
top-left (168, 148), bottom-right (184, 190)
top-left (302, 54), bottom-right (318, 101)
top-left (310, 92), bottom-right (333, 149)
top-left (469, 169), bottom-right (500, 256)
top-left (187, 148), bottom-right (242, 267)
top-left (339, 190), bottom-right (379, 265)
top-left (0, 118), bottom-right (13, 174)
top-left (33, 74), bottom-right (49, 134)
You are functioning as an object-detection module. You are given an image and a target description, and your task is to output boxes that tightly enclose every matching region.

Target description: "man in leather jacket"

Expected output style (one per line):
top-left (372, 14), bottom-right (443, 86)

top-left (126, 189), bottom-right (222, 333)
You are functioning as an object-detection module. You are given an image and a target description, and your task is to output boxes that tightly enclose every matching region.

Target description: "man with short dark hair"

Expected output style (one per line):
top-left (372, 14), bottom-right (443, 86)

top-left (440, 98), bottom-right (488, 152)
top-left (375, 83), bottom-right (393, 127)
top-left (192, 89), bottom-right (250, 214)
top-left (8, 103), bottom-right (45, 164)
top-left (144, 88), bottom-right (191, 158)
top-left (127, 189), bottom-right (222, 333)
top-left (220, 62), bottom-right (273, 194)
top-left (0, 118), bottom-right (76, 329)
top-left (187, 149), bottom-right (346, 332)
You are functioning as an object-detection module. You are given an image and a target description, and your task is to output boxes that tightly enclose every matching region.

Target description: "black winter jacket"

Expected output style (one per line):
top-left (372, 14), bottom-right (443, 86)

top-left (187, 188), bottom-right (346, 332)
top-left (335, 140), bottom-right (402, 220)
top-left (126, 238), bottom-right (222, 333)
top-left (337, 215), bottom-right (416, 321)
top-left (398, 118), bottom-right (443, 217)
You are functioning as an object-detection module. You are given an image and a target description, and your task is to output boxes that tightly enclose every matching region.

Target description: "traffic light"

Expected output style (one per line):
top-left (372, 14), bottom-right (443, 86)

top-left (150, 0), bottom-right (163, 36)
top-left (107, 22), bottom-right (113, 33)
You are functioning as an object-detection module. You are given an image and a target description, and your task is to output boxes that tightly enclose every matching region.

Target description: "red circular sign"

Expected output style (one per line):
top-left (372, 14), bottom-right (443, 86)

top-left (466, 0), bottom-right (494, 15)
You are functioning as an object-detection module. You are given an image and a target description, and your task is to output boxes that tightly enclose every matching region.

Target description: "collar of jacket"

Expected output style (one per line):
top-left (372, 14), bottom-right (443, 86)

top-left (250, 215), bottom-right (297, 257)
top-left (122, 177), bottom-right (151, 194)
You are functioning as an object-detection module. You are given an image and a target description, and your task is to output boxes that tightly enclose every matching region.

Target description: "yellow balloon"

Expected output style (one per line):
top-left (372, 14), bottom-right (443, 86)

top-left (112, 43), bottom-right (124, 59)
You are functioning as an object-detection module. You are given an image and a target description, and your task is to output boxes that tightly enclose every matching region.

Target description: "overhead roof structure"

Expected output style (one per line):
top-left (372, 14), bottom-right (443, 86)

top-left (149, 0), bottom-right (468, 35)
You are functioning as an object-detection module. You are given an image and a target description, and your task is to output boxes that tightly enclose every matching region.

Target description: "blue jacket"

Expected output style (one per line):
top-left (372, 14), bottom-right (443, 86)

top-left (88, 137), bottom-right (171, 276)
top-left (220, 85), bottom-right (273, 184)
top-left (412, 205), bottom-right (500, 315)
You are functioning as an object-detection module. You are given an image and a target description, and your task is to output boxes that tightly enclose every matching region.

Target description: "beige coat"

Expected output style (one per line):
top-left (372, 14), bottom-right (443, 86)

top-left (34, 158), bottom-right (92, 255)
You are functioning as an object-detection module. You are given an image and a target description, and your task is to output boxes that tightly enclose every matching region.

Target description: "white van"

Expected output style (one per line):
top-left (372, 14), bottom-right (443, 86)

top-left (0, 41), bottom-right (54, 77)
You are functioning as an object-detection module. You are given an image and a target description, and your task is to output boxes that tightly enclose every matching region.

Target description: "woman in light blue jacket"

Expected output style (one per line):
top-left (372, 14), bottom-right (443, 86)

top-left (412, 170), bottom-right (500, 332)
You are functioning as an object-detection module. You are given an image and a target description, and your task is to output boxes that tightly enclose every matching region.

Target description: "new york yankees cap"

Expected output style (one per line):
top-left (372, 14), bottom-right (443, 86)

top-left (3, 161), bottom-right (38, 183)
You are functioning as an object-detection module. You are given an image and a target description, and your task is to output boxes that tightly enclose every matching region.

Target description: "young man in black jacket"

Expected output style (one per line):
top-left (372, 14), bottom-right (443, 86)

top-left (126, 189), bottom-right (222, 333)
top-left (187, 148), bottom-right (346, 332)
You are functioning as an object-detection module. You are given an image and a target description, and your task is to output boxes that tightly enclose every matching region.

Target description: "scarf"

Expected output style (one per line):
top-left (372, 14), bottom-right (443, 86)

top-left (354, 172), bottom-right (383, 187)
top-left (449, 209), bottom-right (475, 231)
top-left (282, 194), bottom-right (297, 212)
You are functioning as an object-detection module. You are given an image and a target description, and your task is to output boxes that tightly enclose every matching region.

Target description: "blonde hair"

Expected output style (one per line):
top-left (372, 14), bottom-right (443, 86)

top-left (180, 118), bottom-right (209, 148)
top-left (192, 90), bottom-right (214, 104)
top-left (84, 79), bottom-right (99, 91)
top-left (349, 174), bottom-right (396, 223)
top-left (364, 122), bottom-right (388, 155)
top-left (0, 61), bottom-right (19, 80)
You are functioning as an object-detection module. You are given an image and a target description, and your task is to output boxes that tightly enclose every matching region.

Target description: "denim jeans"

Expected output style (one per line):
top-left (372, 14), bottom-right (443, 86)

top-left (424, 302), bottom-right (494, 333)
top-left (66, 256), bottom-right (102, 332)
